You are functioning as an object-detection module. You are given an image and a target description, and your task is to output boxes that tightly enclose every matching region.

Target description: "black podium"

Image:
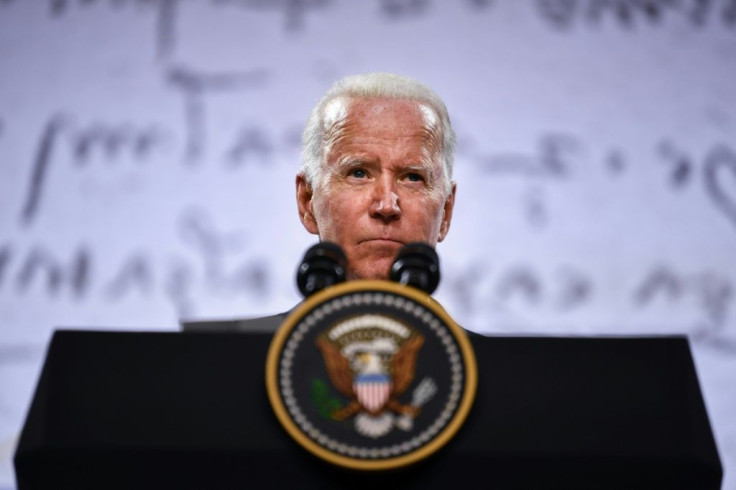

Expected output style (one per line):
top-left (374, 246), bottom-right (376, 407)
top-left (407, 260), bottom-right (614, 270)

top-left (15, 330), bottom-right (722, 489)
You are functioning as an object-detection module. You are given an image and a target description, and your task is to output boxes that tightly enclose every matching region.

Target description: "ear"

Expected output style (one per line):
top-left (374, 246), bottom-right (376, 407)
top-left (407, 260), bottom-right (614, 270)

top-left (296, 174), bottom-right (319, 235)
top-left (437, 183), bottom-right (456, 243)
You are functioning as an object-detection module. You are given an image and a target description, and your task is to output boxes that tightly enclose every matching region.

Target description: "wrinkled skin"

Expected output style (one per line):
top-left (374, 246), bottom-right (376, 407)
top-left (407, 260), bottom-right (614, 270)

top-left (297, 97), bottom-right (456, 280)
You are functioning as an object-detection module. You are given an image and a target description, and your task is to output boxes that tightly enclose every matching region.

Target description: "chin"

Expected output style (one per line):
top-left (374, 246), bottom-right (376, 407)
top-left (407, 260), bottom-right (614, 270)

top-left (348, 243), bottom-right (401, 281)
top-left (348, 263), bottom-right (392, 281)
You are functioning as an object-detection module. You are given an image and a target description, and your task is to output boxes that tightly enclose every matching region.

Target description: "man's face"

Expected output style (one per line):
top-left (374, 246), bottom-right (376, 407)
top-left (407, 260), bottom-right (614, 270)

top-left (297, 97), bottom-right (456, 280)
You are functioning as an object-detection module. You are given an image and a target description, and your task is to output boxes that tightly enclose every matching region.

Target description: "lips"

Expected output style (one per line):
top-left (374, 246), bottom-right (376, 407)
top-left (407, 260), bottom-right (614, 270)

top-left (359, 238), bottom-right (404, 246)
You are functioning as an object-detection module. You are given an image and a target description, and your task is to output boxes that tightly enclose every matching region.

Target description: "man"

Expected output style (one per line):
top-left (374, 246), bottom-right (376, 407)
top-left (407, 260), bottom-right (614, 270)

top-left (296, 72), bottom-right (456, 281)
top-left (182, 72), bottom-right (457, 332)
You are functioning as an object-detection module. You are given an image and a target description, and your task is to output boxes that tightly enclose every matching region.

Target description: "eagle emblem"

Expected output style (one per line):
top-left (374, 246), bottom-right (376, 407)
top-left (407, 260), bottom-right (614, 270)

top-left (315, 314), bottom-right (437, 438)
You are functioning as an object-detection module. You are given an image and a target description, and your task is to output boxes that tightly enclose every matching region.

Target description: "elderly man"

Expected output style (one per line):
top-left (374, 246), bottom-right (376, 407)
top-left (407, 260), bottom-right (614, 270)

top-left (296, 72), bottom-right (456, 281)
top-left (182, 72), bottom-right (456, 332)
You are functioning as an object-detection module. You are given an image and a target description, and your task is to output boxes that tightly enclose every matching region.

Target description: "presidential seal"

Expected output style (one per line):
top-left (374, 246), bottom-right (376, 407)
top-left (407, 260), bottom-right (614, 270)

top-left (265, 280), bottom-right (477, 471)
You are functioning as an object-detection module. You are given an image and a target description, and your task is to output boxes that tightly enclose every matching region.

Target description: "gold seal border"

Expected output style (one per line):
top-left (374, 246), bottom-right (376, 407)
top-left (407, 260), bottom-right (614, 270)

top-left (265, 279), bottom-right (478, 471)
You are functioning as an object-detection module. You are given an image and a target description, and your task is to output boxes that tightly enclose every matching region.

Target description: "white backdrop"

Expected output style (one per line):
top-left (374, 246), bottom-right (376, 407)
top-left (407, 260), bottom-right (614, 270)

top-left (1, 0), bottom-right (735, 488)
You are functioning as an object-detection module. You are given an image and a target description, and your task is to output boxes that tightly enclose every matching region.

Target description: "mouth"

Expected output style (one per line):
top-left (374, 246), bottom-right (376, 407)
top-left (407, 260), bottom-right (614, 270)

top-left (359, 238), bottom-right (404, 246)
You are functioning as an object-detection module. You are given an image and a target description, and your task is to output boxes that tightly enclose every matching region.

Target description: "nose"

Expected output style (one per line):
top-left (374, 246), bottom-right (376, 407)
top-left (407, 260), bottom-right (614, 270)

top-left (369, 177), bottom-right (400, 222)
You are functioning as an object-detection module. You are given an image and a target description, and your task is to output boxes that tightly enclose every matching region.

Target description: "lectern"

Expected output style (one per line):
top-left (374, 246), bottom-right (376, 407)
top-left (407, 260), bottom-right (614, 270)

top-left (15, 330), bottom-right (722, 489)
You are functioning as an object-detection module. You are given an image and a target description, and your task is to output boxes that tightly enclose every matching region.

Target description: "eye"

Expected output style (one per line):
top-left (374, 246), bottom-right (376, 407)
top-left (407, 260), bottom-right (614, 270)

top-left (350, 169), bottom-right (367, 179)
top-left (406, 172), bottom-right (424, 182)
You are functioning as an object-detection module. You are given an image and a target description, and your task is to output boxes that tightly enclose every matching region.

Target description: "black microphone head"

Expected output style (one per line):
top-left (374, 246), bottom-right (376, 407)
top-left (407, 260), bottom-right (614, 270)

top-left (390, 242), bottom-right (440, 294)
top-left (296, 242), bottom-right (348, 297)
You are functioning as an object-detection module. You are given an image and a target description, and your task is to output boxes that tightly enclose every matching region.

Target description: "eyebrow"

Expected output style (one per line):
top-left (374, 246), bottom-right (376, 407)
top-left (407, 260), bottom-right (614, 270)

top-left (333, 156), bottom-right (373, 171)
top-left (402, 163), bottom-right (433, 175)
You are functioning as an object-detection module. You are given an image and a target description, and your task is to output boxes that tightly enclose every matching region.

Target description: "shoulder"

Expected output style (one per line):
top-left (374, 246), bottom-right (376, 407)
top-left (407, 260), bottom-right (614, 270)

top-left (180, 312), bottom-right (289, 333)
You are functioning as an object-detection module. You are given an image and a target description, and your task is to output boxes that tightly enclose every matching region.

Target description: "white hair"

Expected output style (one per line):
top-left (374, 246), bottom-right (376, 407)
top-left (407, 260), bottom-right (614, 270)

top-left (299, 72), bottom-right (456, 194)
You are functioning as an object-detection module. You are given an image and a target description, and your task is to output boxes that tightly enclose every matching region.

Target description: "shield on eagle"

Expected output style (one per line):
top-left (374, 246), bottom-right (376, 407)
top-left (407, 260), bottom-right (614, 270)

top-left (353, 374), bottom-right (392, 413)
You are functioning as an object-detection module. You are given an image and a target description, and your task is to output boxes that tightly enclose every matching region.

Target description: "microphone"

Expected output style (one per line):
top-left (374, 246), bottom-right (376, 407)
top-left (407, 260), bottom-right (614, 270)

top-left (296, 242), bottom-right (347, 297)
top-left (390, 242), bottom-right (440, 294)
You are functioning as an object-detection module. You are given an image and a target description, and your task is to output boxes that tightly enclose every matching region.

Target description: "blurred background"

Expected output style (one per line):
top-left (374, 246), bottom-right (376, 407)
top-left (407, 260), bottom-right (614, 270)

top-left (1, 0), bottom-right (734, 488)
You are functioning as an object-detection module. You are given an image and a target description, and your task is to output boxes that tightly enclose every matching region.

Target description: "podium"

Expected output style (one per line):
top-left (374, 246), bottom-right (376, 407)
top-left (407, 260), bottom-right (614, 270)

top-left (15, 330), bottom-right (722, 489)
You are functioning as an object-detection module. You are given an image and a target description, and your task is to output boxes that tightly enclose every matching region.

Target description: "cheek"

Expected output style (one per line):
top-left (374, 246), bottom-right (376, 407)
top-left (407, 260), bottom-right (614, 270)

top-left (405, 200), bottom-right (443, 234)
top-left (423, 199), bottom-right (447, 236)
top-left (310, 195), bottom-right (333, 235)
top-left (314, 193), bottom-right (363, 237)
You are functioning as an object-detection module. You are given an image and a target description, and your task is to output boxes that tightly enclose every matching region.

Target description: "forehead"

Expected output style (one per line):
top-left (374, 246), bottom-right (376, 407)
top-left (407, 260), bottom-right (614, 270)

top-left (341, 97), bottom-right (433, 134)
